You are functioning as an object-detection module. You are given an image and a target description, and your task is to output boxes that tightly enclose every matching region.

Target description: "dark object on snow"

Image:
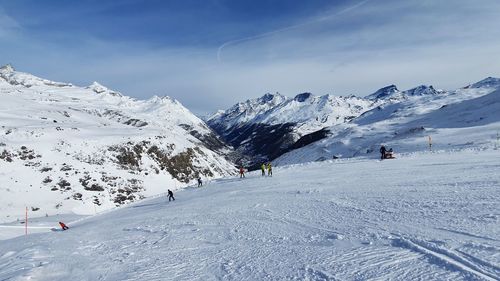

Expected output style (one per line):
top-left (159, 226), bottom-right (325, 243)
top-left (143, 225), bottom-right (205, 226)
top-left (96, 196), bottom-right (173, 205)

top-left (380, 146), bottom-right (395, 159)
top-left (197, 177), bottom-right (203, 187)
top-left (384, 148), bottom-right (395, 159)
top-left (59, 221), bottom-right (69, 230)
top-left (239, 167), bottom-right (245, 178)
top-left (379, 146), bottom-right (387, 160)
top-left (167, 189), bottom-right (175, 201)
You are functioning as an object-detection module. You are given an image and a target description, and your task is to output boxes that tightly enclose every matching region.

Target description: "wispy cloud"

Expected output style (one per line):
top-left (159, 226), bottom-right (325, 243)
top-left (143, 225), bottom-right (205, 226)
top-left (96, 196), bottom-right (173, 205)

top-left (209, 0), bottom-right (500, 102)
top-left (0, 7), bottom-right (20, 38)
top-left (1, 0), bottom-right (500, 114)
top-left (216, 0), bottom-right (372, 62)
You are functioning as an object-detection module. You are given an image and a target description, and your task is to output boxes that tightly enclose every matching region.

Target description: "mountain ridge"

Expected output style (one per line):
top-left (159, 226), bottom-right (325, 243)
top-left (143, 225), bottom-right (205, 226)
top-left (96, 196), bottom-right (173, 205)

top-left (207, 76), bottom-right (500, 166)
top-left (0, 65), bottom-right (236, 223)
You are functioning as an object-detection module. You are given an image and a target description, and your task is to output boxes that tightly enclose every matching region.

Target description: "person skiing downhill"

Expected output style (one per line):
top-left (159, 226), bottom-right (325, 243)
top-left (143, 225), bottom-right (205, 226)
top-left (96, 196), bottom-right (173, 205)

top-left (59, 221), bottom-right (69, 230)
top-left (380, 145), bottom-right (387, 160)
top-left (261, 163), bottom-right (266, 176)
top-left (167, 189), bottom-right (175, 201)
top-left (197, 177), bottom-right (203, 187)
top-left (239, 166), bottom-right (245, 178)
top-left (267, 163), bottom-right (272, 176)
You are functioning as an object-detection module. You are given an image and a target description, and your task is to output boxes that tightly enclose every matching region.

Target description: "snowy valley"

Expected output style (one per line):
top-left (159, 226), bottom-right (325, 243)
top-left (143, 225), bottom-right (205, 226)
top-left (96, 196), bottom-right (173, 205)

top-left (0, 65), bottom-right (499, 281)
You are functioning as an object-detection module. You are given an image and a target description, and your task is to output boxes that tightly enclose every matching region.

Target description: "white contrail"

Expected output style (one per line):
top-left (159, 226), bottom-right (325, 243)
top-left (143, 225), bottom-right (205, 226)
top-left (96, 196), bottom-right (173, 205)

top-left (216, 0), bottom-right (371, 62)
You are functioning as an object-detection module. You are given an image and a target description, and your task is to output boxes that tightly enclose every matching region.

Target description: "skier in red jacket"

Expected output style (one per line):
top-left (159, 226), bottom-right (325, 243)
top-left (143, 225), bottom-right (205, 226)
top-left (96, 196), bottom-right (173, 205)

top-left (59, 221), bottom-right (69, 230)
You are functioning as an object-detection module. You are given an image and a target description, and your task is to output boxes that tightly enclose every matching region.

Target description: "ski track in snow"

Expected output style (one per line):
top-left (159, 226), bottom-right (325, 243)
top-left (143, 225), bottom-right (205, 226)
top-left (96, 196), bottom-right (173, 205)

top-left (0, 150), bottom-right (499, 280)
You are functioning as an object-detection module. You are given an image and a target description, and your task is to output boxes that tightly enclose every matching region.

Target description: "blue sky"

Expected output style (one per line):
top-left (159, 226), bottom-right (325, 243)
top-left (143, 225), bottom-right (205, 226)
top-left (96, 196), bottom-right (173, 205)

top-left (1, 0), bottom-right (500, 114)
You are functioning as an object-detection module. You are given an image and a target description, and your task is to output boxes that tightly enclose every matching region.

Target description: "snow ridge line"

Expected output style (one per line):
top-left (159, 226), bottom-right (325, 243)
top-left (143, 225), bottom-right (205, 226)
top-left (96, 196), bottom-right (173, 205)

top-left (391, 237), bottom-right (499, 281)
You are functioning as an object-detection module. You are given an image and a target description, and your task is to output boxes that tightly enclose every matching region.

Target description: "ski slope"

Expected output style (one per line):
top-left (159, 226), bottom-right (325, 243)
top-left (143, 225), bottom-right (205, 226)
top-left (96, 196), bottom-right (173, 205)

top-left (1, 149), bottom-right (499, 280)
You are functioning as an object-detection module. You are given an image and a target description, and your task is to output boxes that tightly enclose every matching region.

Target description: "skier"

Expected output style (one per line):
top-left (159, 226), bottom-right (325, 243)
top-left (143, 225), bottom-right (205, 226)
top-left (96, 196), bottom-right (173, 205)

top-left (380, 145), bottom-right (387, 160)
top-left (59, 221), bottom-right (69, 230)
top-left (167, 189), bottom-right (175, 201)
top-left (197, 177), bottom-right (203, 187)
top-left (267, 162), bottom-right (272, 176)
top-left (239, 166), bottom-right (245, 178)
top-left (261, 163), bottom-right (266, 176)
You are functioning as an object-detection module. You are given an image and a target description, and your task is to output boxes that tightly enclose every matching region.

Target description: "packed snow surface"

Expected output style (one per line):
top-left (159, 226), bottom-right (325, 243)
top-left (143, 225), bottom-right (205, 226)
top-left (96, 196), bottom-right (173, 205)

top-left (1, 149), bottom-right (499, 280)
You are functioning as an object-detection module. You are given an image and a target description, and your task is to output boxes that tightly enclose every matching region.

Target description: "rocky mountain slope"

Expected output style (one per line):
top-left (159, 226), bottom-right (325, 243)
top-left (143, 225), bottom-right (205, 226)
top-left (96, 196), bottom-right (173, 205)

top-left (0, 64), bottom-right (236, 222)
top-left (207, 92), bottom-right (375, 166)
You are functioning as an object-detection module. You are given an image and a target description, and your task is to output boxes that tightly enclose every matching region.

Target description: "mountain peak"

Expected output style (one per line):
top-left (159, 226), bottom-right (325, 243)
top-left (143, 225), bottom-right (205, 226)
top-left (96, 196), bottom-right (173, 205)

top-left (0, 64), bottom-right (15, 73)
top-left (367, 85), bottom-right (400, 100)
top-left (260, 93), bottom-right (275, 101)
top-left (294, 92), bottom-right (313, 102)
top-left (257, 92), bottom-right (286, 103)
top-left (0, 64), bottom-right (72, 88)
top-left (468, 77), bottom-right (500, 89)
top-left (88, 81), bottom-right (106, 92)
top-left (149, 95), bottom-right (179, 104)
top-left (404, 85), bottom-right (438, 96)
top-left (87, 81), bottom-right (122, 97)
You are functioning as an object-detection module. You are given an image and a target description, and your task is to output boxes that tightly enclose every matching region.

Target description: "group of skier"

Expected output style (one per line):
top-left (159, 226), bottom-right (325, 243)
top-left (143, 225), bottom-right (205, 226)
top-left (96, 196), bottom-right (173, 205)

top-left (261, 162), bottom-right (272, 176)
top-left (239, 162), bottom-right (273, 178)
top-left (164, 144), bottom-right (392, 206)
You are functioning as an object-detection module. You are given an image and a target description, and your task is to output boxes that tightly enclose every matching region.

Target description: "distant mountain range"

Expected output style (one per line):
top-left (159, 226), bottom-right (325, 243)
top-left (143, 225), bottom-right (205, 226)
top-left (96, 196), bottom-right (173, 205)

top-left (1, 63), bottom-right (499, 222)
top-left (207, 77), bottom-right (500, 166)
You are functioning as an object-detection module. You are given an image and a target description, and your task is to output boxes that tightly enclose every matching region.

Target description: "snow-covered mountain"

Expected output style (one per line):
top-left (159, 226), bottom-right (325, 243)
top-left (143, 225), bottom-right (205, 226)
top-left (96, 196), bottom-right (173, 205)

top-left (365, 84), bottom-right (400, 100)
top-left (207, 92), bottom-right (375, 166)
top-left (467, 76), bottom-right (500, 89)
top-left (366, 84), bottom-right (443, 101)
top-left (0, 64), bottom-right (236, 223)
top-left (1, 66), bottom-right (499, 280)
top-left (275, 77), bottom-right (500, 165)
top-left (208, 77), bottom-right (500, 167)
